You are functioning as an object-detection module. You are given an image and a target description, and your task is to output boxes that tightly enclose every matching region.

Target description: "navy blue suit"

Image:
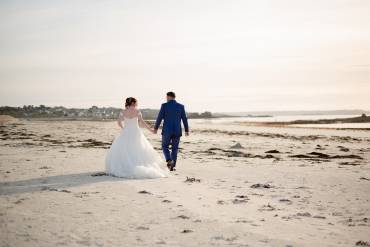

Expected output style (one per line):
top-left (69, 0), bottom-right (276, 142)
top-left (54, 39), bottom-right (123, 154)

top-left (154, 100), bottom-right (189, 166)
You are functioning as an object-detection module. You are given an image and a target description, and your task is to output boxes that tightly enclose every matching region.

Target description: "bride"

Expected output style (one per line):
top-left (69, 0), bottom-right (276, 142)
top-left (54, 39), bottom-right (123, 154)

top-left (105, 97), bottom-right (169, 178)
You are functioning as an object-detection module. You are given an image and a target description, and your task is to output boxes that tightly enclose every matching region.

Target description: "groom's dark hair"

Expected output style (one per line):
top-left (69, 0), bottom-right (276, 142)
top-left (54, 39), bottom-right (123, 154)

top-left (167, 91), bottom-right (176, 98)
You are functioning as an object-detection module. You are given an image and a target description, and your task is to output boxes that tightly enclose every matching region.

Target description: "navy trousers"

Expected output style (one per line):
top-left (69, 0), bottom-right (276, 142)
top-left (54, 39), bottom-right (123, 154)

top-left (161, 134), bottom-right (180, 166)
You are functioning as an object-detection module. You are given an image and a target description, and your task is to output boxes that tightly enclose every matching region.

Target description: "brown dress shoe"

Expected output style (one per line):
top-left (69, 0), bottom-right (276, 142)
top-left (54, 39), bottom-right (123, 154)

top-left (166, 160), bottom-right (173, 170)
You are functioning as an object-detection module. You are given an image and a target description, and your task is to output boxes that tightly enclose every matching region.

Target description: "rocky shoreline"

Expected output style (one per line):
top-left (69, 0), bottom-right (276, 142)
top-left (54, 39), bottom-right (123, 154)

top-left (261, 114), bottom-right (370, 125)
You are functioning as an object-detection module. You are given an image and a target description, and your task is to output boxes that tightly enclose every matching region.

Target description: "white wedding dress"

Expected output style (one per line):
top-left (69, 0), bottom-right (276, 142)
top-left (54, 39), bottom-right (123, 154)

top-left (105, 115), bottom-right (168, 179)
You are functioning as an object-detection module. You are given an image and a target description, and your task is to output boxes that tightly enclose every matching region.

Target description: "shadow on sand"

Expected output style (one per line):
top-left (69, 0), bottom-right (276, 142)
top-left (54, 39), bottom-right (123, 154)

top-left (0, 172), bottom-right (122, 195)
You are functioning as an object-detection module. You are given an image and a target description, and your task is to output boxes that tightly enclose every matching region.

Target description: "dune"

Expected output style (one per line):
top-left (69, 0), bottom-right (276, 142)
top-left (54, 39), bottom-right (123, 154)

top-left (0, 115), bottom-right (18, 124)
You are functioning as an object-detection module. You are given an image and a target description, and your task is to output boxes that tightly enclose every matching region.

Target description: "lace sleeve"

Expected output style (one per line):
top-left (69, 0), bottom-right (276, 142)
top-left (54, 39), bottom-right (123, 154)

top-left (118, 110), bottom-right (125, 121)
top-left (138, 111), bottom-right (151, 131)
top-left (117, 110), bottom-right (125, 128)
top-left (137, 111), bottom-right (144, 123)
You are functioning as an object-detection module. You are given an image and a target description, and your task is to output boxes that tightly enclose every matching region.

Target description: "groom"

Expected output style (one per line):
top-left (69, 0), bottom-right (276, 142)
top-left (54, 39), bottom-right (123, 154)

top-left (154, 92), bottom-right (189, 171)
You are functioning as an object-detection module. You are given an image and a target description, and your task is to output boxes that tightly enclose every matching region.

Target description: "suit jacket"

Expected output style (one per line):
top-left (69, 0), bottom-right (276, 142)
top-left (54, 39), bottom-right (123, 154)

top-left (154, 100), bottom-right (189, 136)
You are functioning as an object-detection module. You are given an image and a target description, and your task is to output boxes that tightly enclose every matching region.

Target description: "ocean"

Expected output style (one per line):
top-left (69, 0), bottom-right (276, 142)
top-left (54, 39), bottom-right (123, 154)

top-left (190, 115), bottom-right (370, 129)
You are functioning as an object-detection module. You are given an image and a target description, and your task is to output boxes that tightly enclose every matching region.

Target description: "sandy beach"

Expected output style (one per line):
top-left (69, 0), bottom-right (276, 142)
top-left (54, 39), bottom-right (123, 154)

top-left (1, 118), bottom-right (370, 247)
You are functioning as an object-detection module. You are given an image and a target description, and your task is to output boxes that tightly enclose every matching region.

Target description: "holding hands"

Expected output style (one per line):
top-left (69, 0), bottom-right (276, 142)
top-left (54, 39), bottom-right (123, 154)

top-left (151, 129), bottom-right (188, 136)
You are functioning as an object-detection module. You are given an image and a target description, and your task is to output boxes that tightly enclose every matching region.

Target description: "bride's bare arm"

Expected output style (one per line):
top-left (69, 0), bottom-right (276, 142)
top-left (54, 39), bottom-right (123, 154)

top-left (117, 111), bottom-right (124, 129)
top-left (138, 112), bottom-right (153, 133)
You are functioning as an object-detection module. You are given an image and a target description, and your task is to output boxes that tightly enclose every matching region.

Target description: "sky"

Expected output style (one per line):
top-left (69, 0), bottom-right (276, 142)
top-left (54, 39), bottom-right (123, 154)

top-left (0, 0), bottom-right (369, 112)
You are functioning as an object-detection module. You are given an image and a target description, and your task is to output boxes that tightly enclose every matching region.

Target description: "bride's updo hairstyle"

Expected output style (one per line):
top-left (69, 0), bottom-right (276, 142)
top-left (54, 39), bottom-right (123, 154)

top-left (125, 97), bottom-right (137, 108)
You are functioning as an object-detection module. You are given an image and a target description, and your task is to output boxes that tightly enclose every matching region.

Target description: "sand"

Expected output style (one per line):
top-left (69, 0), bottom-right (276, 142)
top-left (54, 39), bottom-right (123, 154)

top-left (1, 119), bottom-right (370, 247)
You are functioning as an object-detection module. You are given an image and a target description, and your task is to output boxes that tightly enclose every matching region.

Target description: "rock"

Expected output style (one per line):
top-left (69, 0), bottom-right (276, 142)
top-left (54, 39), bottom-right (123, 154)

top-left (313, 215), bottom-right (326, 219)
top-left (356, 240), bottom-right (370, 246)
top-left (232, 198), bottom-right (249, 204)
top-left (48, 187), bottom-right (58, 191)
top-left (297, 212), bottom-right (311, 217)
top-left (259, 204), bottom-right (276, 211)
top-left (235, 195), bottom-right (248, 199)
top-left (291, 152), bottom-right (363, 160)
top-left (339, 162), bottom-right (362, 166)
top-left (230, 143), bottom-right (243, 149)
top-left (339, 147), bottom-right (350, 152)
top-left (307, 152), bottom-right (331, 159)
top-left (251, 183), bottom-right (273, 189)
top-left (279, 199), bottom-right (292, 204)
top-left (138, 190), bottom-right (151, 194)
top-left (265, 150), bottom-right (280, 153)
top-left (14, 198), bottom-right (26, 204)
top-left (177, 215), bottom-right (190, 219)
top-left (91, 172), bottom-right (107, 176)
top-left (185, 177), bottom-right (201, 183)
top-left (290, 154), bottom-right (312, 159)
top-left (332, 154), bottom-right (363, 159)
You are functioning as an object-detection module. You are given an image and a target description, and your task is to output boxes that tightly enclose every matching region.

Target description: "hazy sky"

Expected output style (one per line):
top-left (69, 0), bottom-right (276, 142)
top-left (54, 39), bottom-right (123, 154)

top-left (0, 0), bottom-right (369, 112)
